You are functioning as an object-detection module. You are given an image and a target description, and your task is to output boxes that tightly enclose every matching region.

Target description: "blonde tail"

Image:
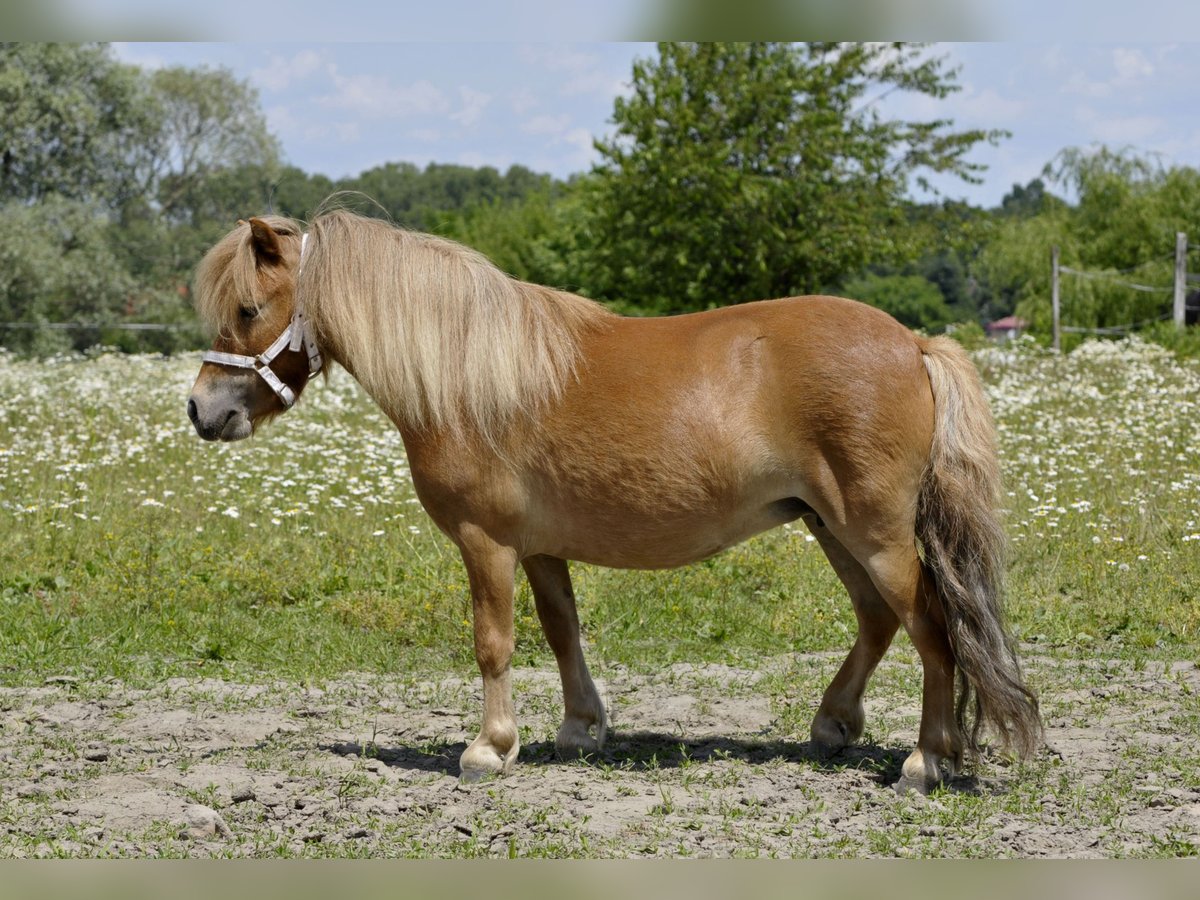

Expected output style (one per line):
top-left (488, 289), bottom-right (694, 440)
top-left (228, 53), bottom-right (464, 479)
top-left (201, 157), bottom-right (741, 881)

top-left (918, 336), bottom-right (1042, 757)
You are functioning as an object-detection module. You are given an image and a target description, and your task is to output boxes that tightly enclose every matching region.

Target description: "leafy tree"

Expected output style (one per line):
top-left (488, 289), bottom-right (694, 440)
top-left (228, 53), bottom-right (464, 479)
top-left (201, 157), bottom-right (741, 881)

top-left (980, 147), bottom-right (1200, 338)
top-left (0, 197), bottom-right (134, 353)
top-left (141, 65), bottom-right (280, 222)
top-left (0, 46), bottom-right (283, 353)
top-left (342, 162), bottom-right (553, 230)
top-left (997, 177), bottom-right (1063, 219)
top-left (0, 42), bottom-right (154, 208)
top-left (841, 272), bottom-right (955, 331)
top-left (433, 177), bottom-right (592, 290)
top-left (584, 42), bottom-right (1006, 313)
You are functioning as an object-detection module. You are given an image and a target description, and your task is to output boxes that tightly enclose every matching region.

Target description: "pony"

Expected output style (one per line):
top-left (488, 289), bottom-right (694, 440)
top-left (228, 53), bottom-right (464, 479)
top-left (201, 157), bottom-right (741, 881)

top-left (186, 211), bottom-right (1041, 792)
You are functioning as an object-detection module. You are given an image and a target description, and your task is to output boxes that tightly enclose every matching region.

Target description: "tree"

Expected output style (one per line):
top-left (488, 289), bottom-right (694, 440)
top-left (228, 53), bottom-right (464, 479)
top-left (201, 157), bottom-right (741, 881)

top-left (0, 43), bottom-right (154, 208)
top-left (979, 146), bottom-right (1200, 338)
top-left (584, 42), bottom-right (1006, 313)
top-left (342, 162), bottom-right (553, 230)
top-left (434, 179), bottom-right (589, 290)
top-left (141, 65), bottom-right (280, 222)
top-left (841, 273), bottom-right (955, 331)
top-left (0, 196), bottom-right (134, 353)
top-left (997, 177), bottom-right (1063, 219)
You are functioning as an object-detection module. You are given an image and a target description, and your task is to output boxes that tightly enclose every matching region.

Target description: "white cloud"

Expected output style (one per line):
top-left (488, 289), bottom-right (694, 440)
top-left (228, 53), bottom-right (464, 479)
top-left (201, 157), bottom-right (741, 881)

top-left (562, 127), bottom-right (598, 166)
top-left (1041, 44), bottom-right (1066, 73)
top-left (457, 150), bottom-right (515, 171)
top-left (1064, 47), bottom-right (1155, 99)
top-left (449, 87), bottom-right (492, 127)
top-left (518, 43), bottom-right (626, 97)
top-left (1064, 69), bottom-right (1112, 98)
top-left (510, 88), bottom-right (538, 115)
top-left (960, 87), bottom-right (1026, 123)
top-left (1075, 106), bottom-right (1164, 144)
top-left (521, 114), bottom-right (570, 136)
top-left (252, 49), bottom-right (329, 92)
top-left (269, 105), bottom-right (360, 144)
top-left (518, 43), bottom-right (599, 73)
top-left (319, 72), bottom-right (449, 119)
top-left (1112, 47), bottom-right (1153, 84)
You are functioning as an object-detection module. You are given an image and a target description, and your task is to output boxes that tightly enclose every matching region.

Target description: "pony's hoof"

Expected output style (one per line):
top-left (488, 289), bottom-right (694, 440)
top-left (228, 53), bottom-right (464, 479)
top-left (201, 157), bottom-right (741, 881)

top-left (893, 774), bottom-right (935, 796)
top-left (459, 765), bottom-right (499, 784)
top-left (459, 738), bottom-right (518, 782)
top-left (554, 715), bottom-right (606, 762)
top-left (810, 714), bottom-right (851, 758)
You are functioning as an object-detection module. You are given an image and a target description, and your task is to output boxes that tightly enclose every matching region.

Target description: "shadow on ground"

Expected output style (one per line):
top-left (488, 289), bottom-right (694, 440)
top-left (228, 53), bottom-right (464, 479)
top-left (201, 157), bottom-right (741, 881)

top-left (322, 732), bottom-right (986, 794)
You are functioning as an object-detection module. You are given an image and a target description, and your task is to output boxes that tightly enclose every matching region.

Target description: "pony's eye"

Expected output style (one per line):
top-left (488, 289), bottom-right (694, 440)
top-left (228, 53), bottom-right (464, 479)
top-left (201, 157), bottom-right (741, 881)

top-left (238, 305), bottom-right (259, 321)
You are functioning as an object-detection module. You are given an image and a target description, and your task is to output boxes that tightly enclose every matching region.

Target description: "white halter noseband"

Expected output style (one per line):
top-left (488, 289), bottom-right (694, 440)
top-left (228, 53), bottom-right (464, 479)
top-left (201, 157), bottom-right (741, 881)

top-left (201, 232), bottom-right (323, 408)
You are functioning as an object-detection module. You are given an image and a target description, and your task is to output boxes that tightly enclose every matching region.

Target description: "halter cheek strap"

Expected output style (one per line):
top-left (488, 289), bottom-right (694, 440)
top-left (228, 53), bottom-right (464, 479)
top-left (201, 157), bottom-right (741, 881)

top-left (202, 232), bottom-right (323, 409)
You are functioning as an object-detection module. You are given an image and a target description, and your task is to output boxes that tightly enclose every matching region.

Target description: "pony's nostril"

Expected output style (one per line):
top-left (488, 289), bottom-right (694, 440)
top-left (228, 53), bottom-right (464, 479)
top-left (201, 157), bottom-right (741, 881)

top-left (187, 398), bottom-right (198, 423)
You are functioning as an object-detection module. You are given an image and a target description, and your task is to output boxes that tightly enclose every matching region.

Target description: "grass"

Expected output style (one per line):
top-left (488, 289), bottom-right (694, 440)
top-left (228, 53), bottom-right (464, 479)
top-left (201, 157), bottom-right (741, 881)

top-left (0, 338), bottom-right (1198, 857)
top-left (2, 338), bottom-right (1197, 685)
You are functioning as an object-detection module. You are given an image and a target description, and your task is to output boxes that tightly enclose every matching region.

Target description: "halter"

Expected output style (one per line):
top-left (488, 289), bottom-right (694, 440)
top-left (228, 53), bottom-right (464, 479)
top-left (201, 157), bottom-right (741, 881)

top-left (201, 233), bottom-right (323, 408)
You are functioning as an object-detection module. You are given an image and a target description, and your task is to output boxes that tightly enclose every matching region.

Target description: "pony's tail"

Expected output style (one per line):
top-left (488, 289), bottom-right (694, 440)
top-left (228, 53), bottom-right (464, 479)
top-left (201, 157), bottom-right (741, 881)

top-left (917, 336), bottom-right (1042, 758)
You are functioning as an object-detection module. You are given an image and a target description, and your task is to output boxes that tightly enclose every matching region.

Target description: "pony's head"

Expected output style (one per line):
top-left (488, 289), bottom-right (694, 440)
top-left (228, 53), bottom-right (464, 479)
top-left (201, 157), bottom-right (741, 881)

top-left (187, 217), bottom-right (319, 441)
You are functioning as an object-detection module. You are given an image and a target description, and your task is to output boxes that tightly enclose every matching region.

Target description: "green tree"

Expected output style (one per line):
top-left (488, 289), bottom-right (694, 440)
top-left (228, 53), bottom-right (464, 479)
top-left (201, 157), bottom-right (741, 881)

top-left (342, 162), bottom-right (553, 230)
top-left (0, 46), bottom-right (284, 353)
top-left (0, 197), bottom-right (134, 353)
top-left (141, 65), bottom-right (280, 222)
top-left (980, 147), bottom-right (1200, 338)
top-left (584, 42), bottom-right (1005, 313)
top-left (841, 272), bottom-right (955, 331)
top-left (0, 42), bottom-right (154, 208)
top-left (433, 177), bottom-right (591, 290)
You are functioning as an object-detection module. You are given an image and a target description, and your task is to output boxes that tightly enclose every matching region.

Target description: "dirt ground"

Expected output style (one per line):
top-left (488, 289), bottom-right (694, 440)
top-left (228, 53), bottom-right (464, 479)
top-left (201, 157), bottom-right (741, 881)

top-left (1, 652), bottom-right (1197, 857)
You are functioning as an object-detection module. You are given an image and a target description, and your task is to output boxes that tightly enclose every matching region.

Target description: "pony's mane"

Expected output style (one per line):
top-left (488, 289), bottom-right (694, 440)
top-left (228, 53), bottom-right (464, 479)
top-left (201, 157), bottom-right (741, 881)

top-left (194, 210), bottom-right (613, 441)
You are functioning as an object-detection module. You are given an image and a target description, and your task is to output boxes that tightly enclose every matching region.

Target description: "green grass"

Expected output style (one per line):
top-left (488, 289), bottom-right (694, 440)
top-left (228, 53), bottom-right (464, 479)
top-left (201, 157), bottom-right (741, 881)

top-left (1, 338), bottom-right (1198, 686)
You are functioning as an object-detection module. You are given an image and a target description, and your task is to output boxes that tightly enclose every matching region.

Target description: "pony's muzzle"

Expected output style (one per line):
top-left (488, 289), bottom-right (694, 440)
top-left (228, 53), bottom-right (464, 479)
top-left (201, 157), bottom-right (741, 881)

top-left (187, 390), bottom-right (252, 442)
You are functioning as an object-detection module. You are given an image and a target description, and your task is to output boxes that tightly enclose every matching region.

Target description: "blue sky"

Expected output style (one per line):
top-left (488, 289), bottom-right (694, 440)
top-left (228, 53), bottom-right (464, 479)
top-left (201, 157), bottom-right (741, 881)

top-left (112, 42), bottom-right (1200, 209)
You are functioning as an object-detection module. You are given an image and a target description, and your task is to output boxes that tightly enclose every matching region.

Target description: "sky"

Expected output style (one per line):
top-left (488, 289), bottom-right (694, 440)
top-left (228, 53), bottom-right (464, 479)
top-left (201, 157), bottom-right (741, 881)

top-left (111, 42), bottom-right (1200, 209)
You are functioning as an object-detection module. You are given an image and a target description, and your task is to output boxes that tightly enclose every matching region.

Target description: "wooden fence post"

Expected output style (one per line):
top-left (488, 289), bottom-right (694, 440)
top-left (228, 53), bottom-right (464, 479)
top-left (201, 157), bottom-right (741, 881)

top-left (1051, 245), bottom-right (1061, 352)
top-left (1176, 232), bottom-right (1188, 329)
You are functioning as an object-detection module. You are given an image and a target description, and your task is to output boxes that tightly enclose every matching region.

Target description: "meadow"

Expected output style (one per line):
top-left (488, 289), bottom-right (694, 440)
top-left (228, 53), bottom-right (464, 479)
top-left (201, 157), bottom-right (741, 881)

top-left (0, 337), bottom-right (1197, 857)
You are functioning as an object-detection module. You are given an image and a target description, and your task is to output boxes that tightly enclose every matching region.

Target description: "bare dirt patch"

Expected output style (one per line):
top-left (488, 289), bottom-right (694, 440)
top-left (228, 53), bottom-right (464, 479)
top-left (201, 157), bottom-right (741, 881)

top-left (1, 653), bottom-right (1196, 857)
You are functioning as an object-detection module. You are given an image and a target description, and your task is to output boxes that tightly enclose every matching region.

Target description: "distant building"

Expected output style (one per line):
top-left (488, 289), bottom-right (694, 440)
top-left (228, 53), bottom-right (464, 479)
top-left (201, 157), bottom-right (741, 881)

top-left (986, 315), bottom-right (1029, 341)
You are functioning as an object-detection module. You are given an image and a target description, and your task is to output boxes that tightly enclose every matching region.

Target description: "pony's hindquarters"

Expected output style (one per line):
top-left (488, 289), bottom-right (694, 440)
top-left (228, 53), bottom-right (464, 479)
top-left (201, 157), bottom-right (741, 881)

top-left (917, 336), bottom-right (1042, 758)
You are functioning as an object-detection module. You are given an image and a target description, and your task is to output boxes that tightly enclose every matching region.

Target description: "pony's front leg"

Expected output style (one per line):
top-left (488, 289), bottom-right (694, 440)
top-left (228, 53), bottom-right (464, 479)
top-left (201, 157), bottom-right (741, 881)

top-left (458, 537), bottom-right (520, 782)
top-left (522, 555), bottom-right (606, 759)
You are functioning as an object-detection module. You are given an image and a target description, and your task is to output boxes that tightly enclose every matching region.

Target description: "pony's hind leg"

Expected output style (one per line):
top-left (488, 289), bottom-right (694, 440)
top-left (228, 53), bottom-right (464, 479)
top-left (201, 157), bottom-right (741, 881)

top-left (522, 555), bottom-right (607, 759)
top-left (864, 541), bottom-right (963, 793)
top-left (457, 536), bottom-right (521, 782)
top-left (806, 520), bottom-right (900, 757)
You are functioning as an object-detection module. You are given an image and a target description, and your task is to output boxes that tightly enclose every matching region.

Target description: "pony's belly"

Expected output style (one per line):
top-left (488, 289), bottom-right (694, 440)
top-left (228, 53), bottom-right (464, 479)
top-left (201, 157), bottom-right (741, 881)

top-left (533, 497), bottom-right (811, 570)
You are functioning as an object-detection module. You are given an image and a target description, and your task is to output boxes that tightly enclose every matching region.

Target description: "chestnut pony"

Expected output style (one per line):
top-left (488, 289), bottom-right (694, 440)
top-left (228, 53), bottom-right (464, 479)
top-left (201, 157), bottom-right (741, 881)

top-left (187, 212), bottom-right (1040, 792)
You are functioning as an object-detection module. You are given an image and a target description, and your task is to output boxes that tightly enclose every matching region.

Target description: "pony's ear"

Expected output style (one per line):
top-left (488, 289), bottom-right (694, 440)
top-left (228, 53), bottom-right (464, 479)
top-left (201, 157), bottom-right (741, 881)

top-left (247, 217), bottom-right (283, 264)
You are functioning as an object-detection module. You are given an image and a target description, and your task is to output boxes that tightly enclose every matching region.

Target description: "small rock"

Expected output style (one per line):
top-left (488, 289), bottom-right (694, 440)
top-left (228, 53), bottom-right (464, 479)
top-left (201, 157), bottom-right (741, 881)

top-left (43, 676), bottom-right (79, 686)
top-left (181, 805), bottom-right (231, 841)
top-left (230, 785), bottom-right (256, 803)
top-left (83, 748), bottom-right (109, 763)
top-left (344, 828), bottom-right (370, 840)
top-left (301, 831), bottom-right (325, 843)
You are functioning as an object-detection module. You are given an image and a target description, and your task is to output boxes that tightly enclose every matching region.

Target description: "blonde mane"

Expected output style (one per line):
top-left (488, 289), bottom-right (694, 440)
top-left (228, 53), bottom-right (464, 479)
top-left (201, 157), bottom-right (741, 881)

top-left (194, 210), bottom-right (612, 440)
